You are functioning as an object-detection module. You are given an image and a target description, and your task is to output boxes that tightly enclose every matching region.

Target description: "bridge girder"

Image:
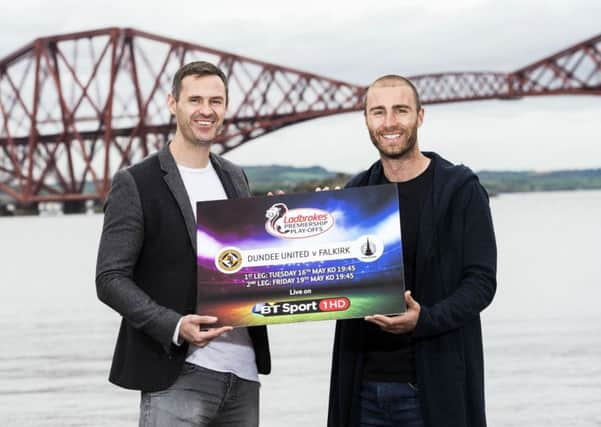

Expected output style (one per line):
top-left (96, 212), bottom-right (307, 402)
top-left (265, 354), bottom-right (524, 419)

top-left (0, 28), bottom-right (599, 203)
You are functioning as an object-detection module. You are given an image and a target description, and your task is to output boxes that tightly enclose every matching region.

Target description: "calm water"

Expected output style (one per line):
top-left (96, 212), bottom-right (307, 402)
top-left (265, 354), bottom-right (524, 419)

top-left (1, 190), bottom-right (600, 426)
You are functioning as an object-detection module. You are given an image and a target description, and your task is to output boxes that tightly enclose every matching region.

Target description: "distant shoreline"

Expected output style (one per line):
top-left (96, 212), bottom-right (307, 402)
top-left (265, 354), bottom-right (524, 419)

top-left (244, 165), bottom-right (601, 196)
top-left (1, 166), bottom-right (600, 215)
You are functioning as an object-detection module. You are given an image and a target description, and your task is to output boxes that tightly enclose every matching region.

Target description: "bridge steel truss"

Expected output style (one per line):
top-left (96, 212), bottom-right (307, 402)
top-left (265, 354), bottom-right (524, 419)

top-left (0, 28), bottom-right (600, 205)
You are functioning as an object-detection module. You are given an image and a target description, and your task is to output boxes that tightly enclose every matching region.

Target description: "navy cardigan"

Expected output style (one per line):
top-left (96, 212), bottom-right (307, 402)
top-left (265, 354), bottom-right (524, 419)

top-left (328, 152), bottom-right (497, 427)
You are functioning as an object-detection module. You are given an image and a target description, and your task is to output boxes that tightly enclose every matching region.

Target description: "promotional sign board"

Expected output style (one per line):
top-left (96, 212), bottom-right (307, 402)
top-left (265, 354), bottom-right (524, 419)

top-left (196, 184), bottom-right (406, 327)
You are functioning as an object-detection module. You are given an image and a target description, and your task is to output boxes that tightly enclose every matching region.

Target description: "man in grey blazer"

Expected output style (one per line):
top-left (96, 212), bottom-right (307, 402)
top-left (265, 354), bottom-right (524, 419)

top-left (96, 61), bottom-right (270, 427)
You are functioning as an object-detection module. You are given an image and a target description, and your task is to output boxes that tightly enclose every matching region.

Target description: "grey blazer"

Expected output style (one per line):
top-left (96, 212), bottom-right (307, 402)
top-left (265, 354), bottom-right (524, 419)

top-left (96, 144), bottom-right (270, 391)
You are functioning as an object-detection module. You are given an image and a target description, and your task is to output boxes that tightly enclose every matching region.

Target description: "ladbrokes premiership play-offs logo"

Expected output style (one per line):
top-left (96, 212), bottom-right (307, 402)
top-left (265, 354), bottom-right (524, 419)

top-left (265, 203), bottom-right (334, 239)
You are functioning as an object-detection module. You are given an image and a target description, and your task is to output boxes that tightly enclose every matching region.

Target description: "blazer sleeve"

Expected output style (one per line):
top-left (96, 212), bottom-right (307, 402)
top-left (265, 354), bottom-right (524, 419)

top-left (413, 180), bottom-right (497, 337)
top-left (95, 169), bottom-right (181, 353)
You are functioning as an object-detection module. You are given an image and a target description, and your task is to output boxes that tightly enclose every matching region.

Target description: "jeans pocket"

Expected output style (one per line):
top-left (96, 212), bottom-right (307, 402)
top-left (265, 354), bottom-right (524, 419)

top-left (180, 362), bottom-right (198, 375)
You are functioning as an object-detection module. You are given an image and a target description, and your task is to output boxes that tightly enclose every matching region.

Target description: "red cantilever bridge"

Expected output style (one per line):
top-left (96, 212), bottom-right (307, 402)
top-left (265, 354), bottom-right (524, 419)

top-left (0, 28), bottom-right (600, 208)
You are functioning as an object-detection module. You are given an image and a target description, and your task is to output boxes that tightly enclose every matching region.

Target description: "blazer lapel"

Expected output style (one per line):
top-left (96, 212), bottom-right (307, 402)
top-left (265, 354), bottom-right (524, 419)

top-left (210, 152), bottom-right (250, 199)
top-left (158, 145), bottom-right (198, 253)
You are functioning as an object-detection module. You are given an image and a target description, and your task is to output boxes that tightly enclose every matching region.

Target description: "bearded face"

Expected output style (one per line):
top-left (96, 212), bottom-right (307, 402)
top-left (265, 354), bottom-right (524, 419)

top-left (364, 83), bottom-right (423, 160)
top-left (367, 117), bottom-right (420, 160)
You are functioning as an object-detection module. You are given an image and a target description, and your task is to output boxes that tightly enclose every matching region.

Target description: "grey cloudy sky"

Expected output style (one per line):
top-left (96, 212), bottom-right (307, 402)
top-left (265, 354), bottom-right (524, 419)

top-left (2, 0), bottom-right (600, 172)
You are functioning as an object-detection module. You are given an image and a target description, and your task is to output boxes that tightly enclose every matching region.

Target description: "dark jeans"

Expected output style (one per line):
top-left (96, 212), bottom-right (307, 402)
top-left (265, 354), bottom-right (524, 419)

top-left (358, 382), bottom-right (425, 427)
top-left (139, 363), bottom-right (259, 427)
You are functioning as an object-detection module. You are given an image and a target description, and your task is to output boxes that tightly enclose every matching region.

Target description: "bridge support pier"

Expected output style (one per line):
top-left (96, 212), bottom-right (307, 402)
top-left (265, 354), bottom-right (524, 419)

top-left (13, 203), bottom-right (39, 216)
top-left (63, 200), bottom-right (86, 215)
top-left (0, 203), bottom-right (15, 216)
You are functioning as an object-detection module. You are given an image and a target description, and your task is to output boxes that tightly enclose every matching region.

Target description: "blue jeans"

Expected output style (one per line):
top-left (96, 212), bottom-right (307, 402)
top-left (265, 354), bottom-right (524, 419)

top-left (139, 363), bottom-right (259, 427)
top-left (358, 382), bottom-right (425, 427)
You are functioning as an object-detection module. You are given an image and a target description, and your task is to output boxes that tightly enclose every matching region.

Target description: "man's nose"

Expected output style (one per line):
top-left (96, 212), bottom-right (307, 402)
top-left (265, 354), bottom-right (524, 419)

top-left (197, 101), bottom-right (213, 115)
top-left (384, 111), bottom-right (397, 128)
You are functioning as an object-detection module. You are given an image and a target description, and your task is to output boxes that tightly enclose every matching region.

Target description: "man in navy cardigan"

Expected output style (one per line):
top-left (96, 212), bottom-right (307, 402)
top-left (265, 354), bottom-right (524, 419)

top-left (328, 75), bottom-right (497, 427)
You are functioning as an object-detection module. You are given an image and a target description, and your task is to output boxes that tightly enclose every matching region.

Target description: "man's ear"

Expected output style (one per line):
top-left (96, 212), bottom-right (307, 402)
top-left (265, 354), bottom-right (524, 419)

top-left (417, 107), bottom-right (425, 128)
top-left (167, 93), bottom-right (177, 116)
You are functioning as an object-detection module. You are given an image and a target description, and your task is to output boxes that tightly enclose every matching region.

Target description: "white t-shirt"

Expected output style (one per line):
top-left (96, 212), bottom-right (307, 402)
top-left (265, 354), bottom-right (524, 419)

top-left (175, 161), bottom-right (258, 383)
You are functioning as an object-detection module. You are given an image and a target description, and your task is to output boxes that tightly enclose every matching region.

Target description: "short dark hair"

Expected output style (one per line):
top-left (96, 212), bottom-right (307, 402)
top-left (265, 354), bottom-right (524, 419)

top-left (171, 61), bottom-right (228, 104)
top-left (363, 75), bottom-right (422, 113)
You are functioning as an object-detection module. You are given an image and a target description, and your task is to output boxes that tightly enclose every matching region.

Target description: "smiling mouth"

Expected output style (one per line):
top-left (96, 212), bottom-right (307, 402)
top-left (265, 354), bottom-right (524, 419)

top-left (379, 131), bottom-right (404, 142)
top-left (193, 119), bottom-right (214, 128)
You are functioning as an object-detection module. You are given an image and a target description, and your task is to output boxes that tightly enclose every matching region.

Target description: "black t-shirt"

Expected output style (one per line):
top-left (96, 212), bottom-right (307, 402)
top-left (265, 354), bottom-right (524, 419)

top-left (362, 159), bottom-right (434, 383)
